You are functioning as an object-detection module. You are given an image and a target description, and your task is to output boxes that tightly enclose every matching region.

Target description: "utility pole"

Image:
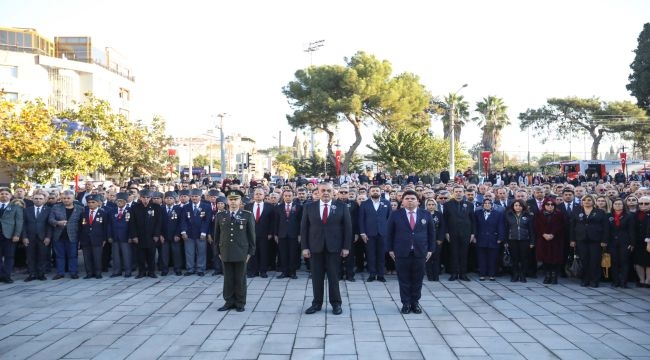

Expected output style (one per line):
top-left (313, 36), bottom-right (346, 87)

top-left (217, 113), bottom-right (227, 180)
top-left (304, 40), bottom-right (325, 158)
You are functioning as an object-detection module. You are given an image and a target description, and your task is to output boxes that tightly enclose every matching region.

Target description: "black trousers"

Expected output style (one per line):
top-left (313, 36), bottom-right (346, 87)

top-left (0, 234), bottom-right (16, 279)
top-left (223, 261), bottom-right (247, 307)
top-left (26, 237), bottom-right (48, 276)
top-left (248, 236), bottom-right (269, 275)
top-left (310, 252), bottom-right (342, 306)
top-left (509, 241), bottom-right (529, 277)
top-left (449, 236), bottom-right (470, 275)
top-left (211, 241), bottom-right (223, 273)
top-left (342, 240), bottom-right (357, 277)
top-left (425, 243), bottom-right (441, 278)
top-left (138, 247), bottom-right (156, 274)
top-left (81, 245), bottom-right (103, 276)
top-left (579, 241), bottom-right (601, 283)
top-left (278, 236), bottom-right (300, 274)
top-left (396, 252), bottom-right (425, 305)
top-left (354, 239), bottom-right (366, 271)
top-left (366, 235), bottom-right (386, 276)
top-left (157, 239), bottom-right (171, 272)
top-left (609, 243), bottom-right (630, 285)
top-left (101, 241), bottom-right (111, 272)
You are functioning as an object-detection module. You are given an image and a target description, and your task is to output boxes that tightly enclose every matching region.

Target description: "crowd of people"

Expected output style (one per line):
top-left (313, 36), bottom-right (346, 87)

top-left (1, 171), bottom-right (649, 306)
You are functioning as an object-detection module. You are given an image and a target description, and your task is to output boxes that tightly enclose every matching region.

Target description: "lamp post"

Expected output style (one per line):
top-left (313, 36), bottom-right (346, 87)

top-left (304, 40), bottom-right (325, 157)
top-left (449, 83), bottom-right (468, 179)
top-left (217, 113), bottom-right (227, 179)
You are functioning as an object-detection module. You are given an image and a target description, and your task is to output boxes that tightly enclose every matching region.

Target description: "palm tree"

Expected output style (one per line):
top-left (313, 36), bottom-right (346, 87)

top-left (429, 93), bottom-right (470, 141)
top-left (474, 96), bottom-right (510, 153)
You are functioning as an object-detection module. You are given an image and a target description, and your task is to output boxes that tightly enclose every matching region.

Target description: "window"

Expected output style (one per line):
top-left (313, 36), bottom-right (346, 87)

top-left (0, 65), bottom-right (18, 78)
top-left (2, 92), bottom-right (18, 102)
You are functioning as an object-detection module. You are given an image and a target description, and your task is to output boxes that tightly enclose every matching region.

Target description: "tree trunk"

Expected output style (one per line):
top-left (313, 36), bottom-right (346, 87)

top-left (341, 115), bottom-right (363, 174)
top-left (591, 132), bottom-right (603, 160)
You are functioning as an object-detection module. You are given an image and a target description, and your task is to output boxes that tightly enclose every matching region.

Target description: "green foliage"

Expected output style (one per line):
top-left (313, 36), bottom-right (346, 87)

top-left (627, 23), bottom-right (650, 113)
top-left (473, 96), bottom-right (510, 152)
top-left (519, 97), bottom-right (646, 159)
top-left (366, 129), bottom-right (472, 174)
top-left (429, 93), bottom-right (470, 140)
top-left (535, 153), bottom-right (578, 167)
top-left (193, 154), bottom-right (210, 168)
top-left (283, 51), bottom-right (431, 173)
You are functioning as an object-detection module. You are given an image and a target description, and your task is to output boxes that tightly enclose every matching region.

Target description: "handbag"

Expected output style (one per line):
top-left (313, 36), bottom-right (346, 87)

top-left (565, 248), bottom-right (583, 278)
top-left (502, 247), bottom-right (512, 268)
top-left (601, 248), bottom-right (611, 279)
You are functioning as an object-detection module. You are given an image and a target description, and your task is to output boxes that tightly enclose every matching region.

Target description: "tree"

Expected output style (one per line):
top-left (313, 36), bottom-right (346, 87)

top-left (0, 98), bottom-right (69, 184)
top-left (474, 96), bottom-right (510, 152)
top-left (193, 154), bottom-right (210, 168)
top-left (283, 51), bottom-right (431, 174)
top-left (627, 23), bottom-right (650, 113)
top-left (366, 129), bottom-right (472, 174)
top-left (519, 97), bottom-right (645, 159)
top-left (429, 93), bottom-right (470, 140)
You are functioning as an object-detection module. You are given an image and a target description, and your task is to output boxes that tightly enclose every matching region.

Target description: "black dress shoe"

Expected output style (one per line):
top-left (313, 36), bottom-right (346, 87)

top-left (70, 274), bottom-right (79, 279)
top-left (135, 274), bottom-right (145, 279)
top-left (332, 305), bottom-right (342, 315)
top-left (161, 272), bottom-right (168, 276)
top-left (83, 275), bottom-right (94, 279)
top-left (290, 274), bottom-right (298, 279)
top-left (366, 275), bottom-right (376, 282)
top-left (24, 276), bottom-right (36, 282)
top-left (184, 271), bottom-right (195, 276)
top-left (260, 273), bottom-right (268, 278)
top-left (53, 274), bottom-right (65, 280)
top-left (449, 275), bottom-right (458, 281)
top-left (305, 305), bottom-right (322, 314)
top-left (591, 282), bottom-right (599, 288)
top-left (197, 272), bottom-right (204, 277)
top-left (401, 305), bottom-right (411, 314)
top-left (38, 275), bottom-right (47, 281)
top-left (580, 281), bottom-right (588, 287)
top-left (3, 277), bottom-right (13, 284)
top-left (347, 276), bottom-right (356, 282)
top-left (460, 275), bottom-right (470, 281)
top-left (175, 271), bottom-right (182, 276)
top-left (411, 303), bottom-right (422, 314)
top-left (213, 271), bottom-right (223, 276)
top-left (148, 273), bottom-right (158, 278)
top-left (247, 273), bottom-right (256, 278)
top-left (377, 276), bottom-right (386, 283)
top-left (236, 306), bottom-right (245, 312)
top-left (96, 274), bottom-right (103, 279)
top-left (520, 277), bottom-right (527, 283)
top-left (276, 274), bottom-right (287, 279)
top-left (124, 274), bottom-right (132, 278)
top-left (218, 304), bottom-right (235, 311)
top-left (110, 274), bottom-right (121, 278)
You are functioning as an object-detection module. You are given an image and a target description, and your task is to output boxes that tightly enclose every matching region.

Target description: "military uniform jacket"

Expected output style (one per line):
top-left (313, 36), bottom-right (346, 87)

top-left (214, 210), bottom-right (256, 262)
top-left (107, 206), bottom-right (132, 243)
top-left (161, 204), bottom-right (182, 241)
top-left (79, 207), bottom-right (108, 247)
top-left (128, 202), bottom-right (162, 248)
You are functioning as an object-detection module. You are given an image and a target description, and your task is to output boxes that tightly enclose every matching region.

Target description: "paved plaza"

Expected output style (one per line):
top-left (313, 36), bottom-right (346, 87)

top-left (0, 270), bottom-right (649, 360)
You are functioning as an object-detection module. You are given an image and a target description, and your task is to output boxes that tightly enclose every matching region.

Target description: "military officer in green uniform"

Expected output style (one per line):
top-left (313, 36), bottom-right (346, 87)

top-left (215, 189), bottom-right (256, 312)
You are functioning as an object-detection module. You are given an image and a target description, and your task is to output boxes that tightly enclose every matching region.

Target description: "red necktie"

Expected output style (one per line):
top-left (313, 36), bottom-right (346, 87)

top-left (89, 210), bottom-right (95, 225)
top-left (409, 211), bottom-right (415, 230)
top-left (285, 204), bottom-right (290, 217)
top-left (322, 203), bottom-right (328, 224)
top-left (255, 204), bottom-right (261, 223)
top-left (118, 208), bottom-right (123, 219)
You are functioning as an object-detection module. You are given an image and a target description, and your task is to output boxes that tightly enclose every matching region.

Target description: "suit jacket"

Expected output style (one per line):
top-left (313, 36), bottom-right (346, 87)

top-left (526, 198), bottom-right (545, 215)
top-left (442, 199), bottom-right (476, 239)
top-left (128, 202), bottom-right (162, 248)
top-left (214, 210), bottom-right (256, 262)
top-left (274, 202), bottom-right (302, 238)
top-left (79, 207), bottom-right (108, 247)
top-left (48, 203), bottom-right (84, 242)
top-left (22, 205), bottom-right (52, 241)
top-left (358, 198), bottom-right (391, 237)
top-left (607, 212), bottom-right (636, 247)
top-left (300, 200), bottom-right (352, 254)
top-left (76, 191), bottom-right (91, 204)
top-left (474, 209), bottom-right (505, 249)
top-left (387, 207), bottom-right (436, 258)
top-left (245, 202), bottom-right (274, 239)
top-left (161, 204), bottom-right (182, 241)
top-left (340, 200), bottom-right (360, 236)
top-left (107, 206), bottom-right (132, 243)
top-left (571, 208), bottom-right (609, 244)
top-left (179, 202), bottom-right (212, 239)
top-left (0, 202), bottom-right (23, 239)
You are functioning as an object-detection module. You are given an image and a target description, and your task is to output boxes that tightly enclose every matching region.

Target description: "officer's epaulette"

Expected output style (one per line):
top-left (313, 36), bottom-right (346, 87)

top-left (241, 209), bottom-right (252, 214)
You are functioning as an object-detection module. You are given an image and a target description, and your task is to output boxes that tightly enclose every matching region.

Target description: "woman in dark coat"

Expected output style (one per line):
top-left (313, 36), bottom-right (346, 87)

top-left (633, 196), bottom-right (650, 287)
top-left (474, 199), bottom-right (505, 281)
top-left (534, 198), bottom-right (564, 285)
top-left (504, 199), bottom-right (535, 283)
top-left (607, 198), bottom-right (636, 288)
top-left (424, 199), bottom-right (445, 281)
top-left (570, 194), bottom-right (609, 288)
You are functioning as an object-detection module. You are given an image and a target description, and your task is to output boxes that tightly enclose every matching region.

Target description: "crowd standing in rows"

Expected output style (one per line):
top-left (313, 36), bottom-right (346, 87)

top-left (1, 168), bottom-right (650, 314)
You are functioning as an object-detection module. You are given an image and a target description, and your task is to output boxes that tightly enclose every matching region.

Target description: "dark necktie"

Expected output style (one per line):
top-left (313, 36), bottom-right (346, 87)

top-left (255, 204), bottom-right (261, 223)
top-left (322, 203), bottom-right (328, 224)
top-left (36, 207), bottom-right (41, 218)
top-left (118, 208), bottom-right (124, 219)
top-left (409, 211), bottom-right (415, 230)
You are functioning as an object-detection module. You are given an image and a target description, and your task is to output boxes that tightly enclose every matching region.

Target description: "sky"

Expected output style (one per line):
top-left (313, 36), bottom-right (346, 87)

top-left (2, 0), bottom-right (649, 160)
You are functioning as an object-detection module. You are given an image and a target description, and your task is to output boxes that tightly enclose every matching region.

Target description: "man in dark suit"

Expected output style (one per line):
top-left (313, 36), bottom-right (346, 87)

top-left (107, 192), bottom-right (133, 278)
top-left (387, 189), bottom-right (435, 314)
top-left (180, 189), bottom-right (212, 276)
top-left (22, 192), bottom-right (52, 281)
top-left (301, 182), bottom-right (352, 315)
top-left (0, 188), bottom-right (24, 283)
top-left (160, 191), bottom-right (183, 276)
top-left (359, 185), bottom-right (391, 282)
top-left (525, 186), bottom-right (545, 278)
top-left (79, 195), bottom-right (108, 279)
top-left (215, 190), bottom-right (256, 312)
top-left (443, 185), bottom-right (476, 281)
top-left (337, 186), bottom-right (360, 281)
top-left (129, 190), bottom-right (163, 278)
top-left (49, 190), bottom-right (84, 279)
top-left (245, 187), bottom-right (274, 278)
top-left (76, 181), bottom-right (94, 206)
top-left (274, 189), bottom-right (302, 279)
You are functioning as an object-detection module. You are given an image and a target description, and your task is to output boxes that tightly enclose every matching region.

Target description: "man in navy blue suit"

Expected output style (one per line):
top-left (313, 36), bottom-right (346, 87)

top-left (387, 189), bottom-right (435, 314)
top-left (180, 189), bottom-right (212, 276)
top-left (79, 195), bottom-right (108, 279)
top-left (359, 185), bottom-right (391, 282)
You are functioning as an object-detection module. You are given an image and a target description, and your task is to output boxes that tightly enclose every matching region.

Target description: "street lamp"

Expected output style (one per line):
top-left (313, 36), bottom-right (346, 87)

top-left (449, 84), bottom-right (468, 180)
top-left (304, 39), bottom-right (325, 157)
top-left (216, 113), bottom-right (228, 180)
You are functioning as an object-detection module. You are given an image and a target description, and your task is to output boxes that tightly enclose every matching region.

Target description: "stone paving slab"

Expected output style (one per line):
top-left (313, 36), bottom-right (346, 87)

top-left (1, 270), bottom-right (650, 359)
